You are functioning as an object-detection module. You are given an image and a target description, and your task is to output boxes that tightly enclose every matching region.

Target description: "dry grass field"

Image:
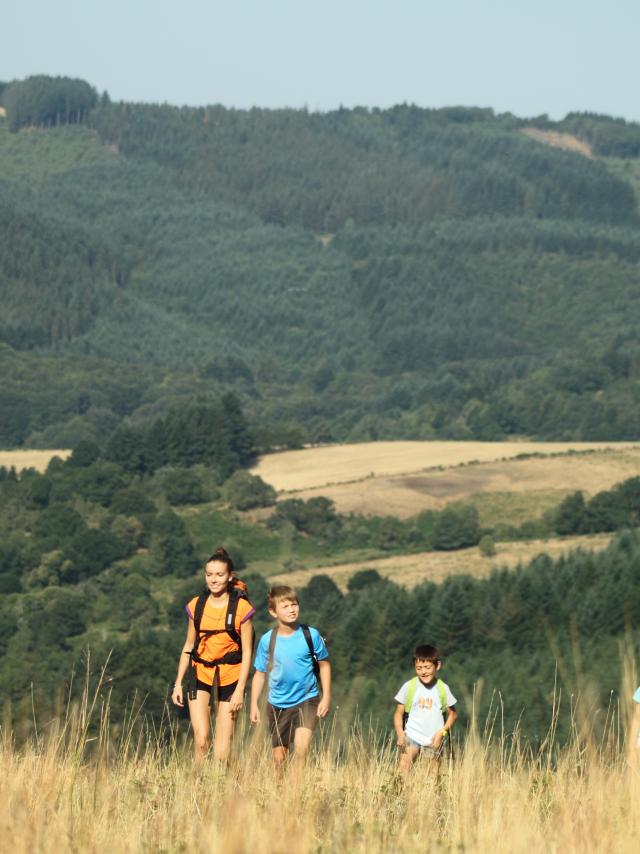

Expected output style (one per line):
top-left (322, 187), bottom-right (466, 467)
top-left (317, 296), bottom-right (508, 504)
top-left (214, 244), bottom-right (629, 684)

top-left (252, 442), bottom-right (640, 520)
top-left (268, 533), bottom-right (614, 591)
top-left (0, 449), bottom-right (71, 472)
top-left (3, 681), bottom-right (639, 854)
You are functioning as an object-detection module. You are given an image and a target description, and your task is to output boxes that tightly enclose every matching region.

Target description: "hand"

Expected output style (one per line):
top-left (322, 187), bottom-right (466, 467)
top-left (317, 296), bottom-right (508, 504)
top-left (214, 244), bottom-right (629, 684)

top-left (431, 731), bottom-right (444, 751)
top-left (250, 704), bottom-right (260, 725)
top-left (317, 696), bottom-right (330, 718)
top-left (229, 687), bottom-right (245, 714)
top-left (172, 686), bottom-right (184, 707)
top-left (396, 732), bottom-right (406, 750)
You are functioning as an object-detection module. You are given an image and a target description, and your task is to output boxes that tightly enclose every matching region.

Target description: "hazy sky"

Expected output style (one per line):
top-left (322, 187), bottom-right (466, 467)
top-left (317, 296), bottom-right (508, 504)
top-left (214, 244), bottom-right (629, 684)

top-left (3, 0), bottom-right (639, 121)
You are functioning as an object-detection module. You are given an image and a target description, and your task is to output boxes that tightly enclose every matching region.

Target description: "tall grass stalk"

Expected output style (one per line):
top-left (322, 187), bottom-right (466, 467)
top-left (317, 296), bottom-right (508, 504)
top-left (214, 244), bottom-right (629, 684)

top-left (1, 674), bottom-right (638, 853)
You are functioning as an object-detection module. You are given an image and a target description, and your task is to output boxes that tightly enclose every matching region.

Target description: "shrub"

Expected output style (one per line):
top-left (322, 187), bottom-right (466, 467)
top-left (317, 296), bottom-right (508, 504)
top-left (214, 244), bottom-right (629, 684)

top-left (347, 568), bottom-right (383, 591)
top-left (299, 574), bottom-right (343, 609)
top-left (111, 487), bottom-right (156, 516)
top-left (268, 497), bottom-right (341, 537)
top-left (478, 535), bottom-right (496, 557)
top-left (161, 468), bottom-right (205, 506)
top-left (553, 491), bottom-right (586, 535)
top-left (150, 511), bottom-right (199, 577)
top-left (224, 470), bottom-right (277, 511)
top-left (67, 440), bottom-right (101, 468)
top-left (433, 504), bottom-right (481, 551)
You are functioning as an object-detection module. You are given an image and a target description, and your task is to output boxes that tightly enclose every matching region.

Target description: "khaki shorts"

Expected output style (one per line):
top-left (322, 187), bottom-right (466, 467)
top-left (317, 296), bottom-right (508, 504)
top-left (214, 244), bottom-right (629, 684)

top-left (404, 734), bottom-right (447, 759)
top-left (267, 697), bottom-right (320, 748)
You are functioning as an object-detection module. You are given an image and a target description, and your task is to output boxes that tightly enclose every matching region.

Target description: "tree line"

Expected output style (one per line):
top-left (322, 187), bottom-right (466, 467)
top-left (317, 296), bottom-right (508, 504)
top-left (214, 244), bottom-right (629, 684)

top-left (3, 75), bottom-right (98, 132)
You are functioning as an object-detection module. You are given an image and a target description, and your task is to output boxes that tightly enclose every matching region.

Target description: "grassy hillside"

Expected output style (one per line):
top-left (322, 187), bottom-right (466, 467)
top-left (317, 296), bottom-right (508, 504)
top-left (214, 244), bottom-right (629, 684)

top-left (2, 95), bottom-right (640, 446)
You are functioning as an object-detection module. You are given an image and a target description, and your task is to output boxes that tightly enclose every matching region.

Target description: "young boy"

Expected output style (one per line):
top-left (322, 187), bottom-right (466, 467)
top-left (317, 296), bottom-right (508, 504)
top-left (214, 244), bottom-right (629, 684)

top-left (393, 644), bottom-right (457, 774)
top-left (250, 585), bottom-right (331, 769)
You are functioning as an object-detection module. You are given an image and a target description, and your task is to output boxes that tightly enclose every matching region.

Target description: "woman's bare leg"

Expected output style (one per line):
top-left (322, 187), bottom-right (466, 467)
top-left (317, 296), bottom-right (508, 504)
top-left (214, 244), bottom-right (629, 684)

top-left (213, 700), bottom-right (236, 763)
top-left (188, 690), bottom-right (213, 762)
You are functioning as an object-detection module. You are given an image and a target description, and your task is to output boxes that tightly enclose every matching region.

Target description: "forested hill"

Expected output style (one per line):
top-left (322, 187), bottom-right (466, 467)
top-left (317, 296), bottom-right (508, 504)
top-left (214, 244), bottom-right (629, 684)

top-left (2, 75), bottom-right (640, 447)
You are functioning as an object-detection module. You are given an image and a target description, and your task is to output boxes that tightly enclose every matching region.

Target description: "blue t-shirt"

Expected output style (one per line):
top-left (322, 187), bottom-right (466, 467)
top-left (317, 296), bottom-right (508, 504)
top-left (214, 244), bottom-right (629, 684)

top-left (254, 625), bottom-right (329, 708)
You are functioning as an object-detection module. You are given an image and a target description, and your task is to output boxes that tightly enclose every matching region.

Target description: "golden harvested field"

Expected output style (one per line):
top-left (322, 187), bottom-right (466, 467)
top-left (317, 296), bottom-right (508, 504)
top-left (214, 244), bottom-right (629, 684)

top-left (268, 533), bottom-right (614, 591)
top-left (0, 449), bottom-right (71, 472)
top-left (252, 442), bottom-right (640, 519)
top-left (252, 440), bottom-right (640, 492)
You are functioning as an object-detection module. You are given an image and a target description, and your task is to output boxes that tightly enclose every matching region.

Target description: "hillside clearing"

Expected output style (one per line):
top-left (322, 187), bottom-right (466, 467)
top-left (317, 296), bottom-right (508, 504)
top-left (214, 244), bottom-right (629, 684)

top-left (0, 449), bottom-right (71, 472)
top-left (268, 532), bottom-right (614, 591)
top-left (520, 127), bottom-right (593, 157)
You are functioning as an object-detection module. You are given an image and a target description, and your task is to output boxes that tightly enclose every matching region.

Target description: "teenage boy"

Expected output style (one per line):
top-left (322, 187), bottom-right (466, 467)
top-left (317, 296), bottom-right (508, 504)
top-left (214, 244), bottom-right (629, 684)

top-left (250, 585), bottom-right (331, 769)
top-left (393, 644), bottom-right (457, 774)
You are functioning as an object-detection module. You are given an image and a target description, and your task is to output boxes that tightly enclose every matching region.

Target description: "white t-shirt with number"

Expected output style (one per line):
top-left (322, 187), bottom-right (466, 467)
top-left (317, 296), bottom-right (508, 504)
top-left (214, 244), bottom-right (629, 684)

top-left (395, 678), bottom-right (457, 747)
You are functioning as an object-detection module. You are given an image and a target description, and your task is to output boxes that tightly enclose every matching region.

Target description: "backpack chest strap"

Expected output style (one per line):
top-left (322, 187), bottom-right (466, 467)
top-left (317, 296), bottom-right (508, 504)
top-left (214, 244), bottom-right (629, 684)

top-left (190, 648), bottom-right (242, 667)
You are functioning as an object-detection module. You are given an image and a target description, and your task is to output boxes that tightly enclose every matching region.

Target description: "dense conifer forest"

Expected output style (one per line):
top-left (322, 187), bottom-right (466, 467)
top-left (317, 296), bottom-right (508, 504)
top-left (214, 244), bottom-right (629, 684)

top-left (2, 75), bottom-right (640, 447)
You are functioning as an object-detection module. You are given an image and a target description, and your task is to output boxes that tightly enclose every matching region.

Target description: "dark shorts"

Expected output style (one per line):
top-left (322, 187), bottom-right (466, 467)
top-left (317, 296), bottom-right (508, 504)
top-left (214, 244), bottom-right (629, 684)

top-left (267, 697), bottom-right (320, 748)
top-left (196, 679), bottom-right (238, 703)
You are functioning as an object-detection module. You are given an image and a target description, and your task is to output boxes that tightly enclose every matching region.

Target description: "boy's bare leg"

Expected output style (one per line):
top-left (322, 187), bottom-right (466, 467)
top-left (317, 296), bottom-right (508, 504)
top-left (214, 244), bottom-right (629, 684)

top-left (292, 726), bottom-right (314, 769)
top-left (188, 690), bottom-right (213, 762)
top-left (213, 701), bottom-right (236, 763)
top-left (273, 746), bottom-right (289, 770)
top-left (399, 744), bottom-right (420, 776)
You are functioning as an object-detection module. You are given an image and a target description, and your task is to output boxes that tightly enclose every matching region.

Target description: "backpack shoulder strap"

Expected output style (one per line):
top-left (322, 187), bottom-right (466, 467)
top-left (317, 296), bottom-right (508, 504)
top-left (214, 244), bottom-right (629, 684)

top-left (437, 678), bottom-right (447, 713)
top-left (193, 591), bottom-right (209, 634)
top-left (187, 591), bottom-right (209, 700)
top-left (266, 628), bottom-right (278, 674)
top-left (404, 676), bottom-right (418, 714)
top-left (300, 624), bottom-right (320, 680)
top-left (225, 589), bottom-right (242, 646)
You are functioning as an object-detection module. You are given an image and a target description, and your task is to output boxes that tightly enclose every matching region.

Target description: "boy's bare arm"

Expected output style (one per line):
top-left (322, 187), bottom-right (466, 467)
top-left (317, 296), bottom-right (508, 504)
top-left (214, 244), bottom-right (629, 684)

top-left (229, 618), bottom-right (254, 713)
top-left (317, 659), bottom-right (331, 717)
top-left (432, 705), bottom-right (458, 749)
top-left (445, 706), bottom-right (458, 730)
top-left (393, 703), bottom-right (406, 746)
top-left (250, 670), bottom-right (266, 724)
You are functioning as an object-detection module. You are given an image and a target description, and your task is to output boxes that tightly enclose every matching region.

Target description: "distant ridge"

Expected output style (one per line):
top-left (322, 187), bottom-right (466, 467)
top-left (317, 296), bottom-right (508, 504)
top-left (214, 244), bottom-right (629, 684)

top-left (2, 84), bottom-right (640, 448)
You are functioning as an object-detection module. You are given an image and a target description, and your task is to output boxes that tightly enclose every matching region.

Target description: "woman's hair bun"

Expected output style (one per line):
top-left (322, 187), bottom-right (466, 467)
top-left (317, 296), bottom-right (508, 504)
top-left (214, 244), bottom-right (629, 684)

top-left (206, 547), bottom-right (235, 572)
